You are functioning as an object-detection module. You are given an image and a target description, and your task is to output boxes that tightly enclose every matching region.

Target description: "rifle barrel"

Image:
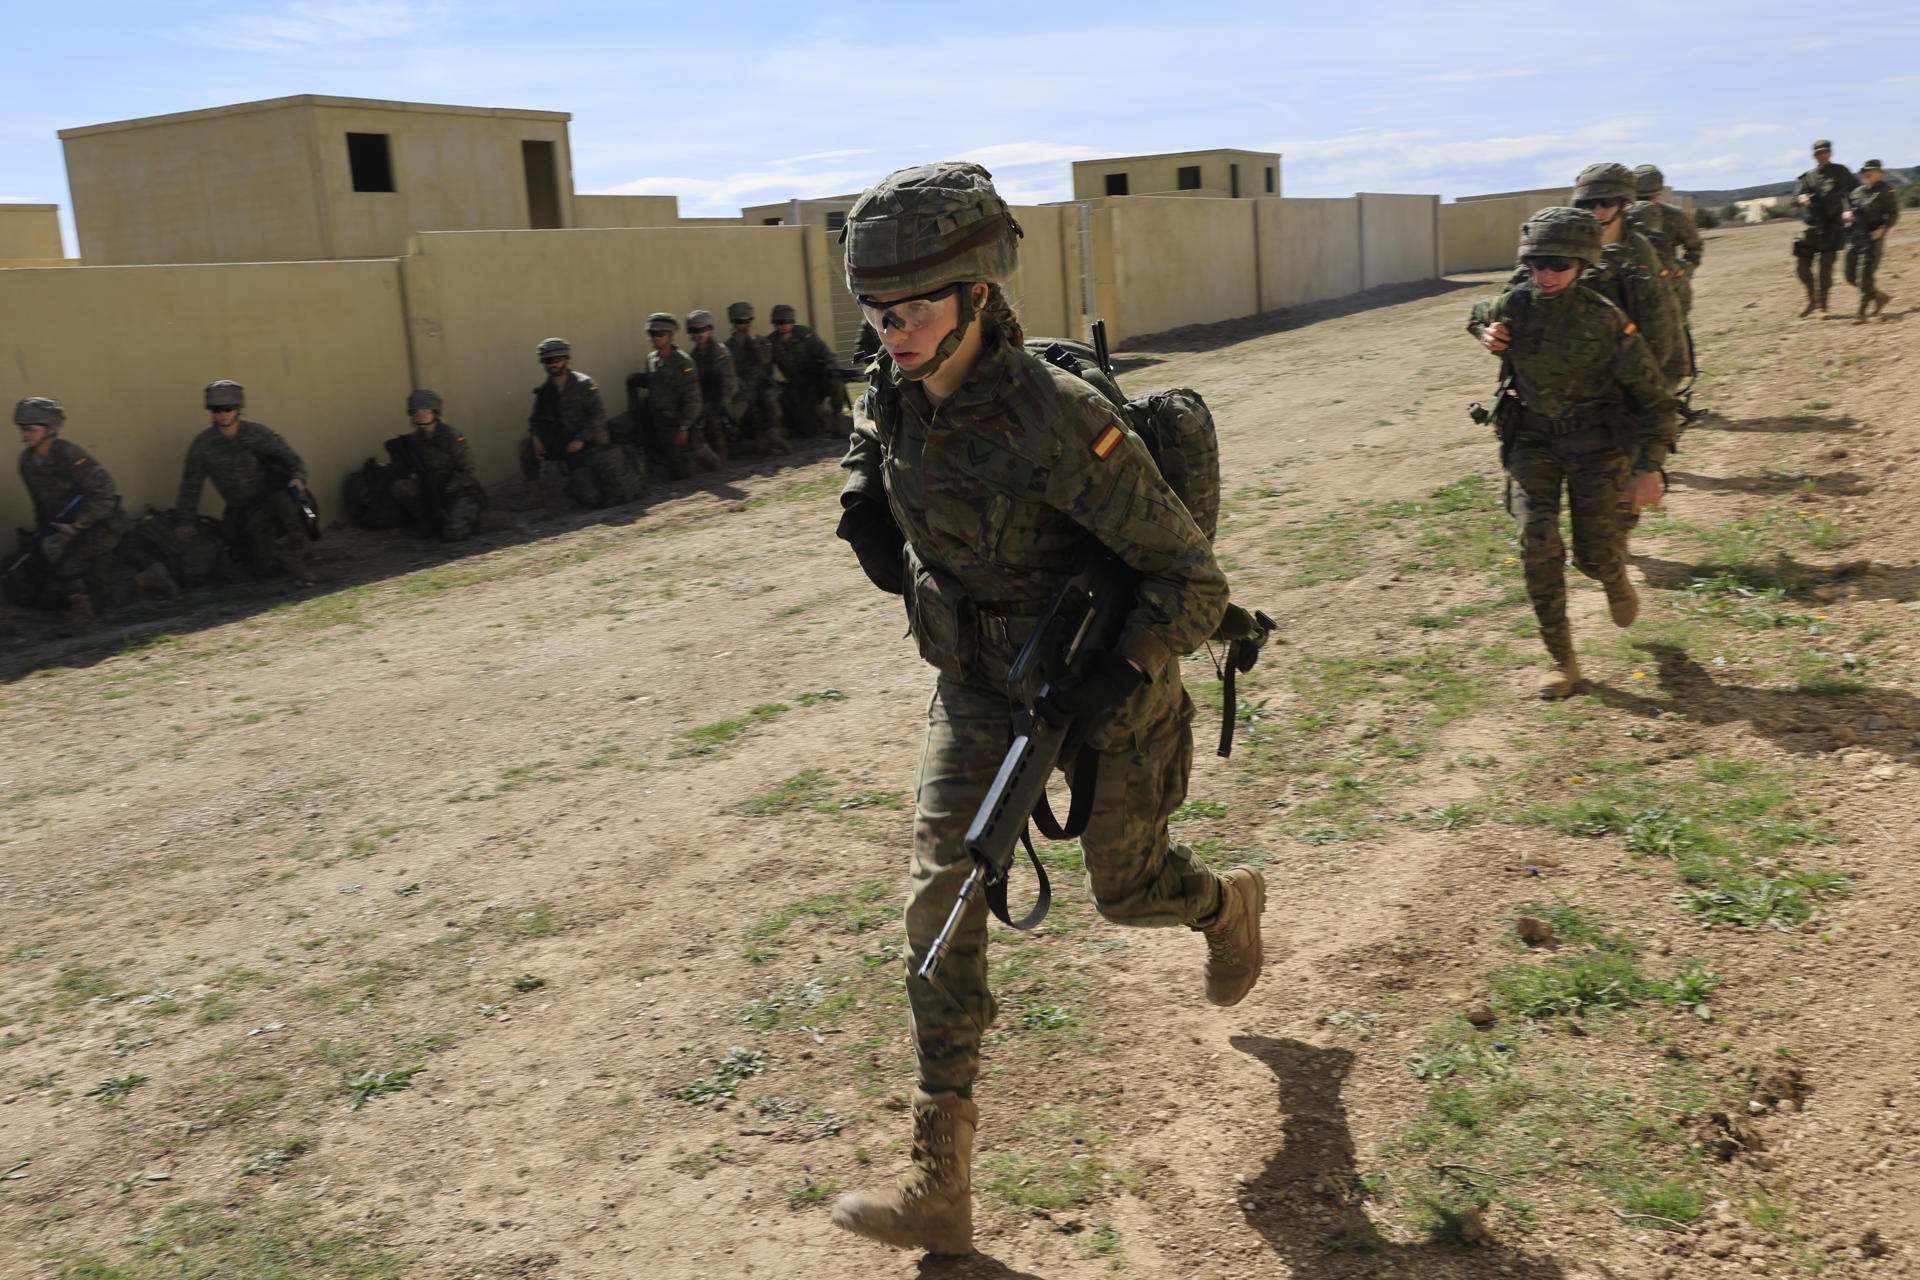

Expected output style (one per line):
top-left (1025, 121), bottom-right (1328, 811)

top-left (917, 862), bottom-right (986, 982)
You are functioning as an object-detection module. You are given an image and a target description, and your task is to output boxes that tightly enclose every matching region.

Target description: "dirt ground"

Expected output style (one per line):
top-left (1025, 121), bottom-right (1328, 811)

top-left (2, 217), bottom-right (1916, 1280)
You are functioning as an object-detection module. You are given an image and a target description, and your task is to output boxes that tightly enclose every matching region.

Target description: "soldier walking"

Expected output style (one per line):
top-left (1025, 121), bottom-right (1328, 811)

top-left (174, 381), bottom-right (315, 583)
top-left (1469, 209), bottom-right (1679, 699)
top-left (13, 398), bottom-right (137, 632)
top-left (1794, 140), bottom-right (1858, 318)
top-left (1628, 164), bottom-right (1705, 318)
top-left (828, 162), bottom-right (1266, 1257)
top-left (725, 302), bottom-right (788, 455)
top-left (387, 390), bottom-right (487, 540)
top-left (685, 309), bottom-right (741, 464)
top-left (643, 313), bottom-right (714, 478)
top-left (1843, 159), bottom-right (1899, 322)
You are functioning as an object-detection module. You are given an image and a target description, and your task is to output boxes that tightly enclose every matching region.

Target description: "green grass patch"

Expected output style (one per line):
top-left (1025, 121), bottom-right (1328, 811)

top-left (748, 880), bottom-right (896, 939)
top-left (50, 1199), bottom-right (407, 1279)
top-left (670, 703), bottom-right (789, 759)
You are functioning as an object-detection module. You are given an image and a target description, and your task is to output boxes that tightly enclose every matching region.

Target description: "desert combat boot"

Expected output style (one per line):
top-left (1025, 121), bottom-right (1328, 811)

top-left (1199, 866), bottom-right (1267, 1006)
top-left (831, 1088), bottom-right (977, 1254)
top-left (1604, 573), bottom-right (1639, 627)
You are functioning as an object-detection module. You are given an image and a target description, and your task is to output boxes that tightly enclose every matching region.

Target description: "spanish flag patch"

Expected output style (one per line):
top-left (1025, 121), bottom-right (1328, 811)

top-left (1092, 424), bottom-right (1124, 459)
top-left (1623, 322), bottom-right (1638, 336)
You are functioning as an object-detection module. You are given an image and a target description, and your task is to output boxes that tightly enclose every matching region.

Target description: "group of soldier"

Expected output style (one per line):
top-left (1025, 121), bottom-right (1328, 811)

top-left (1791, 140), bottom-right (1901, 321)
top-left (8, 300), bottom-right (848, 636)
top-left (519, 302), bottom-right (847, 508)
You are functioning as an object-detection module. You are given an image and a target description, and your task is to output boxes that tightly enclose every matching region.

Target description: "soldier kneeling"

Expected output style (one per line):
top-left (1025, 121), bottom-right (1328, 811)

top-left (387, 390), bottom-right (487, 541)
top-left (12, 397), bottom-right (149, 633)
top-left (174, 381), bottom-right (317, 583)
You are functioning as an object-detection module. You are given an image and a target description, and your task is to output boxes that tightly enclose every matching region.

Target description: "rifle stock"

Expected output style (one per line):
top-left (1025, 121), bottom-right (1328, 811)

top-left (6, 493), bottom-right (87, 576)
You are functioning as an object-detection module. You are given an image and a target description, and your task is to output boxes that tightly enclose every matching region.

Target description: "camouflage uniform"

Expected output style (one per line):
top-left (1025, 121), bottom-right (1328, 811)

top-left (1794, 145), bottom-right (1858, 306)
top-left (689, 334), bottom-right (742, 461)
top-left (645, 344), bottom-right (706, 479)
top-left (1469, 274), bottom-right (1678, 673)
top-left (522, 368), bottom-right (634, 508)
top-left (19, 436), bottom-right (126, 598)
top-left (1844, 170), bottom-right (1900, 314)
top-left (726, 316), bottom-right (786, 452)
top-left (175, 419), bottom-right (311, 575)
top-left (1509, 226), bottom-right (1685, 386)
top-left (1627, 168), bottom-right (1704, 318)
top-left (389, 420), bottom-right (486, 541)
top-left (768, 316), bottom-right (839, 438)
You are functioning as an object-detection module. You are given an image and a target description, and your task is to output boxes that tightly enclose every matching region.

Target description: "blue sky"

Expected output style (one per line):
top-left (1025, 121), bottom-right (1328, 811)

top-left (5, 1), bottom-right (1916, 255)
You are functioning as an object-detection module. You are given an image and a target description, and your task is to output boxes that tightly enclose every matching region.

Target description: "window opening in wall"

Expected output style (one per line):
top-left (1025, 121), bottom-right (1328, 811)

top-left (1230, 164), bottom-right (1240, 198)
top-left (346, 133), bottom-right (394, 193)
top-left (521, 140), bottom-right (561, 229)
top-left (1177, 165), bottom-right (1201, 190)
top-left (1105, 173), bottom-right (1129, 196)
top-left (763, 217), bottom-right (784, 225)
top-left (1265, 166), bottom-right (1275, 193)
top-left (825, 211), bottom-right (847, 231)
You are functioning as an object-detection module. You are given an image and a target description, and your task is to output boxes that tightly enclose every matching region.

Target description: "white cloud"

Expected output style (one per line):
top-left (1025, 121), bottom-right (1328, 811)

top-left (954, 142), bottom-right (1101, 168)
top-left (1419, 69), bottom-right (1538, 83)
top-left (596, 166), bottom-right (880, 211)
top-left (180, 1), bottom-right (443, 53)
top-left (770, 148), bottom-right (875, 165)
top-left (1718, 123), bottom-right (1787, 139)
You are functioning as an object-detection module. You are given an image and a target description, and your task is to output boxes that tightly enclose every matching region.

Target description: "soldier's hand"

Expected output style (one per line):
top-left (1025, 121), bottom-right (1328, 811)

top-left (1871, 228), bottom-right (1884, 242)
top-left (53, 522), bottom-right (79, 536)
top-left (288, 477), bottom-right (308, 495)
top-left (1797, 193), bottom-right (1812, 207)
top-left (675, 429), bottom-right (689, 447)
top-left (565, 439), bottom-right (584, 454)
top-left (1037, 651), bottom-right (1146, 726)
top-left (532, 439), bottom-right (548, 461)
top-left (1479, 321), bottom-right (1511, 353)
top-left (175, 524), bottom-right (197, 543)
top-left (1843, 211), bottom-right (1855, 226)
top-left (1628, 470), bottom-right (1665, 515)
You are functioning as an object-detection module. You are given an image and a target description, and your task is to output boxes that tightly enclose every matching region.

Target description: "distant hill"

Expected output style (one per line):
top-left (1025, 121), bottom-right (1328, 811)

top-left (1680, 164), bottom-right (1914, 207)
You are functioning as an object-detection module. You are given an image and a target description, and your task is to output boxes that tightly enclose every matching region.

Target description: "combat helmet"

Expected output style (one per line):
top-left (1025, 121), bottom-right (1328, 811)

top-left (1572, 162), bottom-right (1636, 205)
top-left (646, 311), bottom-right (678, 333)
top-left (769, 304), bottom-right (797, 324)
top-left (1633, 165), bottom-right (1665, 197)
top-left (12, 397), bottom-right (63, 428)
top-left (1518, 207), bottom-right (1604, 268)
top-left (536, 337), bottom-right (571, 362)
top-left (726, 301), bottom-right (754, 323)
top-left (686, 309), bottom-right (715, 331)
top-left (407, 389), bottom-right (444, 413)
top-left (204, 380), bottom-right (246, 409)
top-left (840, 161), bottom-right (1023, 380)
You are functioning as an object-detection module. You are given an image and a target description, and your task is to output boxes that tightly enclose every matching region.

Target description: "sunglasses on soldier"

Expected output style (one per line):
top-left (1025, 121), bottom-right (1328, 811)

top-left (1525, 255), bottom-right (1580, 273)
top-left (1574, 198), bottom-right (1621, 211)
top-left (855, 282), bottom-right (964, 334)
top-left (688, 325), bottom-right (713, 335)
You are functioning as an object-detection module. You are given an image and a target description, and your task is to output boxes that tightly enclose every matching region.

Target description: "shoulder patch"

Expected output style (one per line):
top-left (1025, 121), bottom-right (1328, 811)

top-left (75, 456), bottom-right (90, 466)
top-left (1092, 424), bottom-right (1124, 459)
top-left (1623, 322), bottom-right (1637, 336)
top-left (586, 381), bottom-right (599, 391)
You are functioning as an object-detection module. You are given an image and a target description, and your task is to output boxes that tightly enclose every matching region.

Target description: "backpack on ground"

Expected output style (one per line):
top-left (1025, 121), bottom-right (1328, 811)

top-left (344, 458), bottom-right (407, 530)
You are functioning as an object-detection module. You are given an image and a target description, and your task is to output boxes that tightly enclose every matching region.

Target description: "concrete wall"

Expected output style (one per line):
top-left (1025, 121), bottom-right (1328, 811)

top-left (1258, 198), bottom-right (1362, 310)
top-left (1360, 193), bottom-right (1441, 289)
top-left (60, 96), bottom-right (574, 265)
top-left (0, 260), bottom-right (411, 534)
top-left (1089, 197), bottom-right (1261, 344)
top-left (1455, 185), bottom-right (1573, 206)
top-left (741, 198), bottom-right (858, 227)
top-left (1072, 151), bottom-right (1280, 201)
top-left (0, 205), bottom-right (65, 261)
top-left (572, 195), bottom-right (682, 228)
top-left (402, 226), bottom-right (830, 483)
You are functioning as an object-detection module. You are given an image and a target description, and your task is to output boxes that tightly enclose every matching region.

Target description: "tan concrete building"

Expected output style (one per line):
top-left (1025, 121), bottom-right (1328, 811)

top-left (0, 204), bottom-right (64, 262)
top-left (1071, 150), bottom-right (1280, 201)
top-left (60, 95), bottom-right (576, 265)
top-left (741, 197), bottom-right (860, 229)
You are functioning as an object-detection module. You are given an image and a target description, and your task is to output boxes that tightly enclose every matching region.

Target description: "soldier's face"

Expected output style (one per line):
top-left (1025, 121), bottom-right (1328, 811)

top-left (649, 330), bottom-right (672, 351)
top-left (410, 408), bottom-right (437, 426)
top-left (1814, 150), bottom-right (1831, 164)
top-left (733, 318), bottom-right (755, 335)
top-left (1530, 262), bottom-right (1581, 295)
top-left (542, 356), bottom-right (569, 377)
top-left (689, 326), bottom-right (713, 346)
top-left (211, 407), bottom-right (242, 436)
top-left (773, 320), bottom-right (793, 334)
top-left (1861, 169), bottom-right (1881, 186)
top-left (18, 424), bottom-right (53, 451)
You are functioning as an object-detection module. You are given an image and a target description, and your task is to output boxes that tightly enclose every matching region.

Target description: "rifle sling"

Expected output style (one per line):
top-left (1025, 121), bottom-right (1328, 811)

top-left (983, 742), bottom-right (1101, 932)
top-left (983, 828), bottom-right (1052, 932)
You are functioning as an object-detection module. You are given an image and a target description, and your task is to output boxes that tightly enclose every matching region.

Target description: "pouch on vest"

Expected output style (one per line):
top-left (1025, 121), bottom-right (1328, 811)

top-left (903, 545), bottom-right (978, 680)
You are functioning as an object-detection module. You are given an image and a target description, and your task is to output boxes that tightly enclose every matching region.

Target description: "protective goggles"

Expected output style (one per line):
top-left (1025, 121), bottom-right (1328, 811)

top-left (855, 283), bottom-right (963, 334)
top-left (1524, 255), bottom-right (1580, 273)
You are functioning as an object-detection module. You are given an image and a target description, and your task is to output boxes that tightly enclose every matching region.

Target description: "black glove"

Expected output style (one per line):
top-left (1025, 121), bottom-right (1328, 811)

top-left (1036, 650), bottom-right (1145, 725)
top-left (836, 496), bottom-right (905, 595)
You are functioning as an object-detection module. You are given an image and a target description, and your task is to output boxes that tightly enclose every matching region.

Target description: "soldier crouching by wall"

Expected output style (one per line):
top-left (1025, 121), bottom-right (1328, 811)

top-left (644, 313), bottom-right (715, 479)
top-left (520, 337), bottom-right (643, 509)
top-left (685, 310), bottom-right (740, 465)
top-left (725, 302), bottom-right (788, 456)
top-left (175, 381), bottom-right (316, 583)
top-left (387, 390), bottom-right (486, 540)
top-left (766, 303), bottom-right (843, 439)
top-left (11, 397), bottom-right (146, 633)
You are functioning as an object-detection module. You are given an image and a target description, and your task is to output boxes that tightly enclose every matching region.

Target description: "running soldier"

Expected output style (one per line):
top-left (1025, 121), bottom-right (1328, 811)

top-left (1628, 164), bottom-right (1704, 318)
top-left (1843, 159), bottom-right (1899, 322)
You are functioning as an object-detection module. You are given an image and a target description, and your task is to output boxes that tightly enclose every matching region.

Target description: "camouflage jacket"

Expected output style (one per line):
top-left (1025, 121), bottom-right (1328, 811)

top-left (1796, 162), bottom-right (1858, 226)
top-left (768, 324), bottom-right (836, 384)
top-left (394, 422), bottom-right (479, 490)
top-left (527, 370), bottom-right (608, 447)
top-left (1847, 183), bottom-right (1901, 235)
top-left (21, 438), bottom-right (120, 530)
top-left (645, 347), bottom-right (703, 433)
top-left (726, 331), bottom-right (776, 389)
top-left (176, 420), bottom-right (307, 515)
top-left (1507, 228), bottom-right (1686, 383)
top-left (690, 339), bottom-right (742, 410)
top-left (841, 340), bottom-right (1227, 677)
top-left (1627, 199), bottom-right (1704, 267)
top-left (1468, 282), bottom-right (1679, 470)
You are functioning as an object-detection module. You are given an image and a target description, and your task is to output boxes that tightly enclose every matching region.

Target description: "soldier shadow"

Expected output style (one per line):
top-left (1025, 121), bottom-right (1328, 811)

top-left (1668, 468), bottom-right (1871, 497)
top-left (1230, 1036), bottom-right (1567, 1279)
top-left (1629, 551), bottom-right (1920, 604)
top-left (1117, 278), bottom-right (1483, 355)
top-left (914, 1253), bottom-right (1047, 1279)
top-left (1589, 641), bottom-right (1920, 757)
top-left (1688, 410), bottom-right (1861, 434)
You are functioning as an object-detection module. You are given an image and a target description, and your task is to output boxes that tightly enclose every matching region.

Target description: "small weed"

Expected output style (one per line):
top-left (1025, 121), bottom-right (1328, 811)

top-left (242, 1137), bottom-right (313, 1176)
top-left (785, 1175), bottom-right (841, 1208)
top-left (84, 1073), bottom-right (148, 1105)
top-left (510, 973), bottom-right (546, 993)
top-left (504, 904), bottom-right (562, 938)
top-left (342, 1065), bottom-right (424, 1110)
top-left (1488, 953), bottom-right (1648, 1020)
top-left (682, 1046), bottom-right (768, 1103)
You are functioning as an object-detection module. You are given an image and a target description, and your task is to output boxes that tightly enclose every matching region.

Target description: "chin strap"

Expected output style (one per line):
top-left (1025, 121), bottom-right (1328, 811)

top-left (898, 283), bottom-right (979, 383)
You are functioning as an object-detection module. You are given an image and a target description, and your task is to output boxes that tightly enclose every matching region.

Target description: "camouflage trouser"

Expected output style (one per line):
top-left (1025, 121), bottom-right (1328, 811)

top-left (737, 383), bottom-right (784, 452)
top-left (778, 378), bottom-right (833, 439)
top-left (518, 432), bottom-right (573, 484)
top-left (904, 650), bottom-right (1224, 1096)
top-left (1845, 238), bottom-right (1884, 298)
top-left (1673, 264), bottom-right (1694, 317)
top-left (390, 475), bottom-right (485, 541)
top-left (222, 489), bottom-right (307, 575)
top-left (1795, 223), bottom-right (1845, 296)
top-left (699, 401), bottom-right (735, 460)
top-left (1508, 428), bottom-right (1635, 663)
top-left (36, 522), bottom-right (122, 596)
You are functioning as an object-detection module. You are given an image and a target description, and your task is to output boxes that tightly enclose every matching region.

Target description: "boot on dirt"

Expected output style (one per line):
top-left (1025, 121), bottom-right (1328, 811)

top-left (1816, 288), bottom-right (1831, 319)
top-left (1198, 867), bottom-right (1267, 1007)
top-left (134, 562), bottom-right (180, 599)
top-left (279, 547), bottom-right (317, 585)
top-left (1873, 290), bottom-right (1890, 317)
top-left (694, 441), bottom-right (721, 471)
top-left (759, 430), bottom-right (791, 456)
top-left (1798, 285), bottom-right (1818, 318)
top-left (830, 1089), bottom-right (977, 1255)
top-left (1856, 296), bottom-right (1871, 325)
top-left (1537, 653), bottom-right (1585, 700)
top-left (64, 593), bottom-right (98, 635)
top-left (1603, 573), bottom-right (1639, 627)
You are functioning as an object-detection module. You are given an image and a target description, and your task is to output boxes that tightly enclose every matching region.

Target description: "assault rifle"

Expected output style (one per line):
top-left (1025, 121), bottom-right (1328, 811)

top-left (6, 493), bottom-right (86, 576)
top-left (918, 553), bottom-right (1136, 983)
